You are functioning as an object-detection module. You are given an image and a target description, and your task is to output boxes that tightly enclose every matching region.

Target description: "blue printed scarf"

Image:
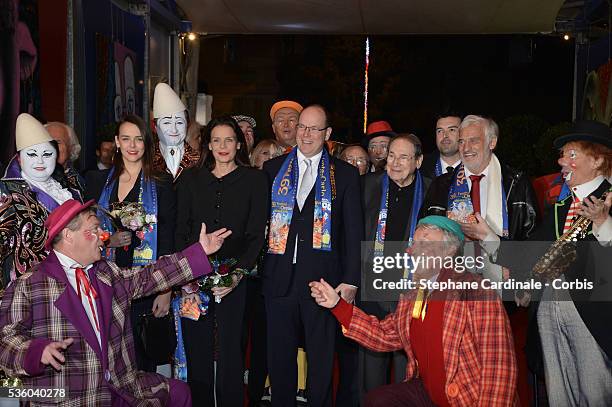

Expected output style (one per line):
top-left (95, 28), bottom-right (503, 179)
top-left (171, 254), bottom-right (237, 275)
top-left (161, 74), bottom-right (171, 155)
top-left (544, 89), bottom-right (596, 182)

top-left (447, 163), bottom-right (508, 236)
top-left (268, 149), bottom-right (333, 254)
top-left (374, 171), bottom-right (424, 258)
top-left (97, 167), bottom-right (158, 265)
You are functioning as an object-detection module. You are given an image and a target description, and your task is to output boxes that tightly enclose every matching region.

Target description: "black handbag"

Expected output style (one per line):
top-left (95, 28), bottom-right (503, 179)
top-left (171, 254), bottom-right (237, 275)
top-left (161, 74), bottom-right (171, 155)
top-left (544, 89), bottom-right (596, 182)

top-left (137, 313), bottom-right (177, 365)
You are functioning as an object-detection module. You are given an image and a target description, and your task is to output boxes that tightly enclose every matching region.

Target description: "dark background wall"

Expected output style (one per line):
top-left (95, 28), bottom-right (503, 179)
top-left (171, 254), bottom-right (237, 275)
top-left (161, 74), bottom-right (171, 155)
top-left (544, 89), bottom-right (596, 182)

top-left (199, 34), bottom-right (575, 175)
top-left (199, 35), bottom-right (576, 135)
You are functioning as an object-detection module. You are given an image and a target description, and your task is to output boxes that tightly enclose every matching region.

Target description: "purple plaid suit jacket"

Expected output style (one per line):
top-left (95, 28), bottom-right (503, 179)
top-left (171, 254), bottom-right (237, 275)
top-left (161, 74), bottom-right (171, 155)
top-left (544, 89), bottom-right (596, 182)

top-left (0, 243), bottom-right (211, 406)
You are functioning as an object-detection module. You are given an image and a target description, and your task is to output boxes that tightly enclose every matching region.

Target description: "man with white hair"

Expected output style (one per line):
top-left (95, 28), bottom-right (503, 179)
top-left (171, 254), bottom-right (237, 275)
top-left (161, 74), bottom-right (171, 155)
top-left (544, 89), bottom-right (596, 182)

top-left (45, 121), bottom-right (85, 193)
top-left (421, 114), bottom-right (537, 404)
top-left (422, 115), bottom-right (537, 243)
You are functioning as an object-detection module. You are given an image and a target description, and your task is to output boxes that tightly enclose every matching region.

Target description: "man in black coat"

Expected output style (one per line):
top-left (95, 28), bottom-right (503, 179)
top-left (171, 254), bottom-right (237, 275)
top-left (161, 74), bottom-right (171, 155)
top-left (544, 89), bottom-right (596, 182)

top-left (262, 104), bottom-right (364, 407)
top-left (359, 134), bottom-right (431, 402)
top-left (421, 115), bottom-right (537, 242)
top-left (420, 112), bottom-right (462, 180)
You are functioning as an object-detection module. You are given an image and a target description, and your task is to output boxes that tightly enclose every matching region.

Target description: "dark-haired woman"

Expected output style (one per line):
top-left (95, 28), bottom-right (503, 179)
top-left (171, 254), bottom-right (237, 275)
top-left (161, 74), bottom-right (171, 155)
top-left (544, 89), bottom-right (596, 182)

top-left (85, 114), bottom-right (176, 372)
top-left (175, 116), bottom-right (268, 406)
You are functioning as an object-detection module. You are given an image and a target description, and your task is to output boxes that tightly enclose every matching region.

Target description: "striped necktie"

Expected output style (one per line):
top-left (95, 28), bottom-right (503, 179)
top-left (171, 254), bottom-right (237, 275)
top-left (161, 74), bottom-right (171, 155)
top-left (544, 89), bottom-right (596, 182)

top-left (563, 195), bottom-right (581, 234)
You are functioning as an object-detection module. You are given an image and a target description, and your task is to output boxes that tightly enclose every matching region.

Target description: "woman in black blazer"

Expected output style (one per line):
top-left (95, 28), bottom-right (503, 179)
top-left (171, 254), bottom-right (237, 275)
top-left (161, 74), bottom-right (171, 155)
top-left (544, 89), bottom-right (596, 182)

top-left (175, 116), bottom-right (268, 406)
top-left (84, 115), bottom-right (176, 372)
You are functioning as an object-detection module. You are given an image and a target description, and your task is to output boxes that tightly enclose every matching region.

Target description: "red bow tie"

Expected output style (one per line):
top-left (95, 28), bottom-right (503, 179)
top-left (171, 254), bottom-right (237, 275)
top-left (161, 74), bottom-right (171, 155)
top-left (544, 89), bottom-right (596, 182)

top-left (75, 267), bottom-right (100, 332)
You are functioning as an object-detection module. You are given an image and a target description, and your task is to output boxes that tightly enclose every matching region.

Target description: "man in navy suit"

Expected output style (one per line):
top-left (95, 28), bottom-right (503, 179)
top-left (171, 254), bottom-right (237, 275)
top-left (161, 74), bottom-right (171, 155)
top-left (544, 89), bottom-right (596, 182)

top-left (262, 104), bottom-right (364, 406)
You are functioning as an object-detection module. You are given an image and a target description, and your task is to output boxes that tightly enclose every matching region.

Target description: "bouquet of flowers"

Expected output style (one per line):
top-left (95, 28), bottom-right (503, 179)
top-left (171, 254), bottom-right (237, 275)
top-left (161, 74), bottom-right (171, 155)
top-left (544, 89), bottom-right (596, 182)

top-left (198, 257), bottom-right (250, 303)
top-left (110, 202), bottom-right (156, 234)
top-left (99, 202), bottom-right (156, 248)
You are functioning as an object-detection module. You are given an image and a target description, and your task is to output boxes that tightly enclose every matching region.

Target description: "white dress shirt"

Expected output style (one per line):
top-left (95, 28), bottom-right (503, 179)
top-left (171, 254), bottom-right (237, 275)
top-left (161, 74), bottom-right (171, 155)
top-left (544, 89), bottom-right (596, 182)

top-left (485, 175), bottom-right (612, 256)
top-left (54, 250), bottom-right (102, 346)
top-left (293, 149), bottom-right (323, 264)
top-left (159, 142), bottom-right (185, 177)
top-left (97, 161), bottom-right (110, 170)
top-left (439, 157), bottom-right (461, 174)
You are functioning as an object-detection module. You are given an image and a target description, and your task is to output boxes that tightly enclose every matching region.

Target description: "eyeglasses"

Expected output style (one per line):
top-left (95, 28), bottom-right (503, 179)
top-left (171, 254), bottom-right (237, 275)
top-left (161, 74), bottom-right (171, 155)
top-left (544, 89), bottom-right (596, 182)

top-left (274, 118), bottom-right (298, 126)
top-left (368, 142), bottom-right (389, 152)
top-left (345, 157), bottom-right (368, 166)
top-left (388, 154), bottom-right (416, 163)
top-left (296, 124), bottom-right (329, 134)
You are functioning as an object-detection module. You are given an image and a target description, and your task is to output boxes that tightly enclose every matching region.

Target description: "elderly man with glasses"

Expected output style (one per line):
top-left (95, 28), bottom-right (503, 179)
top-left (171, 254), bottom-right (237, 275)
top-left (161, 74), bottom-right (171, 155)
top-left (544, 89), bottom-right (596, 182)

top-left (340, 144), bottom-right (370, 176)
top-left (263, 104), bottom-right (363, 407)
top-left (358, 133), bottom-right (431, 403)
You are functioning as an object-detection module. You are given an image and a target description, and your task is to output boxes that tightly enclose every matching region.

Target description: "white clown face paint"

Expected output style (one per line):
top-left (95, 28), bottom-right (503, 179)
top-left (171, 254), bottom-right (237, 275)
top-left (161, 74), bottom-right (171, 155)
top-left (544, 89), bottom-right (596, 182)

top-left (156, 111), bottom-right (187, 147)
top-left (19, 142), bottom-right (57, 182)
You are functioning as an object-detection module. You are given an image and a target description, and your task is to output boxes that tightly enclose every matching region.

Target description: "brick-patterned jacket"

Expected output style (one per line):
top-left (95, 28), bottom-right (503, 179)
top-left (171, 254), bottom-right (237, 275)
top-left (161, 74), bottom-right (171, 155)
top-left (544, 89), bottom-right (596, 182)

top-left (152, 142), bottom-right (200, 183)
top-left (0, 243), bottom-right (210, 406)
top-left (342, 271), bottom-right (519, 407)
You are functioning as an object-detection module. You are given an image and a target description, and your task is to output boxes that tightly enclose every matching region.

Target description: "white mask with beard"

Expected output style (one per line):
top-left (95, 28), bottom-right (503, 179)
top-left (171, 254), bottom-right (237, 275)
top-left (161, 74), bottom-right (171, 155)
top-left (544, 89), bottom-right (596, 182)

top-left (19, 142), bottom-right (57, 182)
top-left (156, 111), bottom-right (187, 147)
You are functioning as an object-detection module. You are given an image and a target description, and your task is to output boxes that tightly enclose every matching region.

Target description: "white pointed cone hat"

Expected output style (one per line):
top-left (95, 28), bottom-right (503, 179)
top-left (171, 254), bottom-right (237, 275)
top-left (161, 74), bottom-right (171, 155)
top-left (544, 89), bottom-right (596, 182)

top-left (153, 83), bottom-right (186, 119)
top-left (15, 113), bottom-right (54, 151)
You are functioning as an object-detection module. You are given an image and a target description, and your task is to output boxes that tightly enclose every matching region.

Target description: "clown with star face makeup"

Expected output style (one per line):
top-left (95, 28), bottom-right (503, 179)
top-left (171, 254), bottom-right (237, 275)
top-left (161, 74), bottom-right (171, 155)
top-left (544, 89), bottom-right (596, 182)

top-left (152, 83), bottom-right (200, 181)
top-left (1, 113), bottom-right (82, 286)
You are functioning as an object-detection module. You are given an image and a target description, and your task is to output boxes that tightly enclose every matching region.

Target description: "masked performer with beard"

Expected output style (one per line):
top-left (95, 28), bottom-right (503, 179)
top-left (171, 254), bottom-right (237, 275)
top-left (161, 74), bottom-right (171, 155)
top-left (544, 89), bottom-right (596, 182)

top-left (152, 83), bottom-right (200, 182)
top-left (0, 113), bottom-right (82, 293)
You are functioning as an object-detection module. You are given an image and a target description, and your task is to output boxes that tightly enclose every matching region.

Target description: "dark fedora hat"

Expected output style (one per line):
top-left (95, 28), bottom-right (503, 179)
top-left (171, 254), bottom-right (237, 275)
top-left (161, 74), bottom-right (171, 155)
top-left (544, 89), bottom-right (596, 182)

top-left (553, 120), bottom-right (612, 149)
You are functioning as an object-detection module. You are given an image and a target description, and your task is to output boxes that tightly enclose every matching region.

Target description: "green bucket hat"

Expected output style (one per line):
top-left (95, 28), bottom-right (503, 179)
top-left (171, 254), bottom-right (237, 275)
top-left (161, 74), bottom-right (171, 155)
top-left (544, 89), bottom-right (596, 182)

top-left (417, 215), bottom-right (464, 242)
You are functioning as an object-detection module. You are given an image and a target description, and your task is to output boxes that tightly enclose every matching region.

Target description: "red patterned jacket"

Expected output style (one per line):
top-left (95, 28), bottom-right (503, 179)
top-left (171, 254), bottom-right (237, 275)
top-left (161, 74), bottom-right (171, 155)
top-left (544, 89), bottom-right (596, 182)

top-left (340, 271), bottom-right (519, 406)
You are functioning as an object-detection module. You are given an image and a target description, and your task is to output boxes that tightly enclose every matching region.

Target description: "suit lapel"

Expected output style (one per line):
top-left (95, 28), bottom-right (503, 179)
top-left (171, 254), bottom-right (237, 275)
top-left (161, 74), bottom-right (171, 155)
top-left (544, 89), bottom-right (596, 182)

top-left (90, 263), bottom-right (114, 370)
top-left (41, 253), bottom-right (103, 361)
top-left (553, 180), bottom-right (611, 238)
top-left (365, 173), bottom-right (383, 241)
top-left (554, 198), bottom-right (571, 239)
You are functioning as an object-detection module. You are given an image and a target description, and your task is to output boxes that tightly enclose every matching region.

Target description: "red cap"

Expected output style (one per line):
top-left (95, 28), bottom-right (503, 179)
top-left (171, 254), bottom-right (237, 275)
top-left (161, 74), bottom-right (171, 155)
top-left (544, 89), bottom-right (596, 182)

top-left (362, 120), bottom-right (396, 148)
top-left (44, 199), bottom-right (96, 250)
top-left (366, 120), bottom-right (394, 136)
